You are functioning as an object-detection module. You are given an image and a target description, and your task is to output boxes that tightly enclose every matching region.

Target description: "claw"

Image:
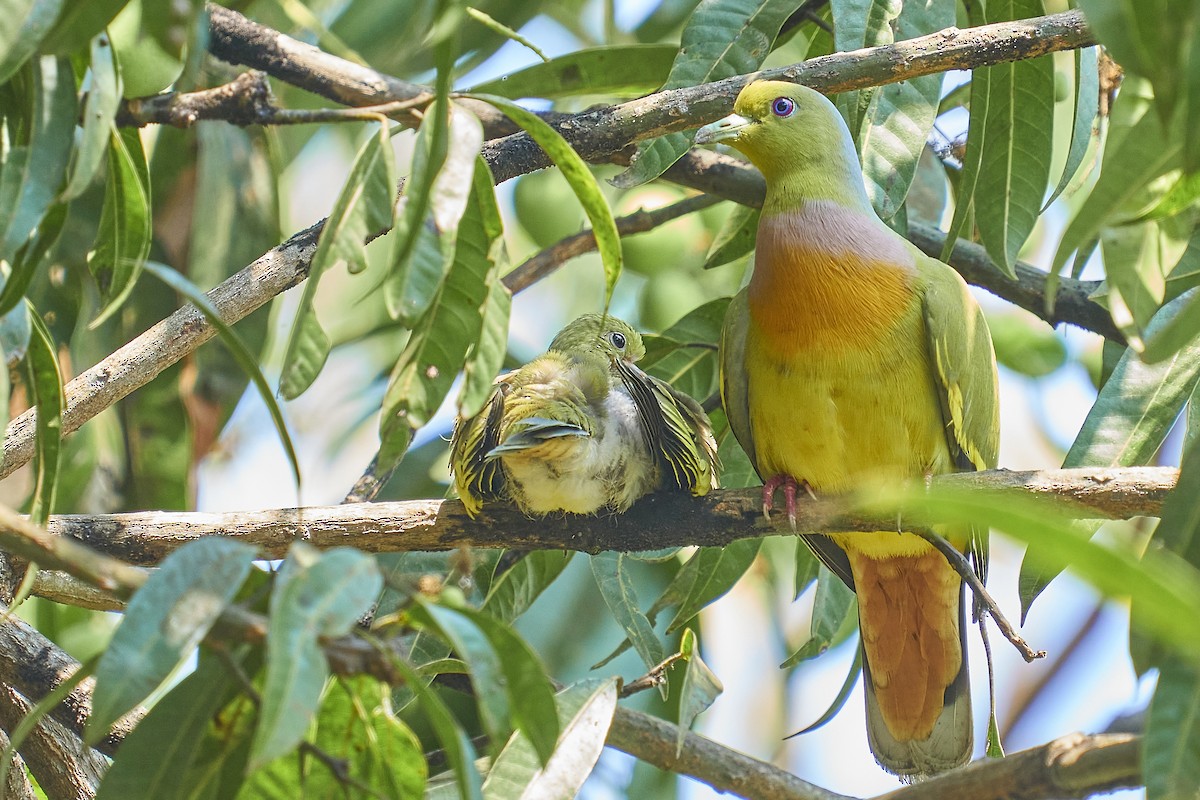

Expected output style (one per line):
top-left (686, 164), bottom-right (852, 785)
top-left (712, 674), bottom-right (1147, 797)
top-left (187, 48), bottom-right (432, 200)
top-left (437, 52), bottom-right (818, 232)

top-left (762, 475), bottom-right (812, 531)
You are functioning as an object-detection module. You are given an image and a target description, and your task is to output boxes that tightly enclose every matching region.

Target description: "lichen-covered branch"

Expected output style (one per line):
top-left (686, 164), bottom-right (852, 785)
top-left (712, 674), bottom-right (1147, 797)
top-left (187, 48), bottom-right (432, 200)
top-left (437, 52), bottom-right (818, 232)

top-left (879, 732), bottom-right (1140, 800)
top-left (43, 467), bottom-right (1175, 566)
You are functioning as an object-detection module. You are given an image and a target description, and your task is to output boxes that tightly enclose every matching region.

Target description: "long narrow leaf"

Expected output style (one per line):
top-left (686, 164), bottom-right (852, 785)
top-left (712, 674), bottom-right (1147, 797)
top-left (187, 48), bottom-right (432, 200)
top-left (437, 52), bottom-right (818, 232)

top-left (142, 261), bottom-right (301, 490)
top-left (468, 92), bottom-right (622, 306)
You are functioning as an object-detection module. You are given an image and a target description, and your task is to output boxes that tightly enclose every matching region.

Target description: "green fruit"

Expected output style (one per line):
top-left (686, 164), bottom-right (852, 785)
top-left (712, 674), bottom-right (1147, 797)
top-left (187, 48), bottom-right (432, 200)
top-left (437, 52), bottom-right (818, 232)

top-left (638, 271), bottom-right (707, 332)
top-left (513, 169), bottom-right (584, 249)
top-left (109, 0), bottom-right (185, 98)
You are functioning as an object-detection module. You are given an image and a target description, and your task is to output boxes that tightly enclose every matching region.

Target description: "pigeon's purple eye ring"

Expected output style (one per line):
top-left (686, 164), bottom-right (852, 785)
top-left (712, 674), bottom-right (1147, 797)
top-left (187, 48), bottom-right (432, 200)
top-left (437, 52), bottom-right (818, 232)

top-left (771, 97), bottom-right (795, 117)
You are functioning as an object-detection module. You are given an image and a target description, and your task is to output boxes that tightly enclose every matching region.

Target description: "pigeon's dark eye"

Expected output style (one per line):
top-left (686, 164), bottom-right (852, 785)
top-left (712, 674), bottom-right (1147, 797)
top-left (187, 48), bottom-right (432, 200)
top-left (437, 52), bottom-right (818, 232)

top-left (771, 96), bottom-right (796, 117)
top-left (608, 331), bottom-right (627, 350)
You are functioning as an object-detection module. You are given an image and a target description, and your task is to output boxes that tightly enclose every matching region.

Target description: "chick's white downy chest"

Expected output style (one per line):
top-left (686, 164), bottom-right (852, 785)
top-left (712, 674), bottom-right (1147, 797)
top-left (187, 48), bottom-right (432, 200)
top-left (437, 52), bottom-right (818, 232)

top-left (504, 388), bottom-right (656, 514)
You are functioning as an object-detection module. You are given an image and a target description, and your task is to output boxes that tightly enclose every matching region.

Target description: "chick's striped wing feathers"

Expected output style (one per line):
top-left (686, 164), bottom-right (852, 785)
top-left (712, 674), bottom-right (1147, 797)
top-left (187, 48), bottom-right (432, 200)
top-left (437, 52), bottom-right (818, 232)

top-left (450, 378), bottom-right (510, 516)
top-left (616, 359), bottom-right (718, 496)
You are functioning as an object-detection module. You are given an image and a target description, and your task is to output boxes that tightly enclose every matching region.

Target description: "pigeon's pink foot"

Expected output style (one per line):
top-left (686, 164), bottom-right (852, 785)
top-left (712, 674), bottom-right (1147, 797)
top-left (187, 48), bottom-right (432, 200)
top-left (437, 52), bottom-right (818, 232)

top-left (762, 475), bottom-right (813, 531)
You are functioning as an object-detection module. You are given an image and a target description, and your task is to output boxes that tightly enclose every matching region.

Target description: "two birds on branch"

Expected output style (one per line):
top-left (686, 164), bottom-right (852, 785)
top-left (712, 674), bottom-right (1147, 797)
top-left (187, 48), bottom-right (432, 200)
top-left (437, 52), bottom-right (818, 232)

top-left (448, 81), bottom-right (1000, 779)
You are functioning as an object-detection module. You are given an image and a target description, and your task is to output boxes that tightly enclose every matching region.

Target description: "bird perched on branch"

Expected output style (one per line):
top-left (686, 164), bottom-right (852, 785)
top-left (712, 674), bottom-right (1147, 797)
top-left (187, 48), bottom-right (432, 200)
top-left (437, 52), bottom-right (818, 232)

top-left (697, 81), bottom-right (999, 777)
top-left (450, 314), bottom-right (719, 517)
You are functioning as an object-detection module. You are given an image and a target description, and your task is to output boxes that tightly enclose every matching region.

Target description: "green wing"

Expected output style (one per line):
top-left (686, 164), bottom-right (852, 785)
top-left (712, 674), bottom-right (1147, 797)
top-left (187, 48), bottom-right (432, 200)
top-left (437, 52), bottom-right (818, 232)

top-left (920, 258), bottom-right (1000, 473)
top-left (449, 378), bottom-right (510, 517)
top-left (616, 360), bottom-right (718, 495)
top-left (719, 289), bottom-right (757, 470)
top-left (919, 254), bottom-right (1001, 584)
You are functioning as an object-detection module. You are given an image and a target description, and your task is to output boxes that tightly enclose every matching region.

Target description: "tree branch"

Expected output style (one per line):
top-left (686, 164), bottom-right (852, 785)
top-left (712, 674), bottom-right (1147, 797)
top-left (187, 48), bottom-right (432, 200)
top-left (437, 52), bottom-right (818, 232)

top-left (607, 706), bottom-right (854, 800)
top-left (117, 70), bottom-right (433, 128)
top-left (879, 732), bottom-right (1140, 800)
top-left (42, 467), bottom-right (1174, 566)
top-left (0, 684), bottom-right (107, 800)
top-left (480, 10), bottom-right (1094, 182)
top-left (205, 3), bottom-right (520, 138)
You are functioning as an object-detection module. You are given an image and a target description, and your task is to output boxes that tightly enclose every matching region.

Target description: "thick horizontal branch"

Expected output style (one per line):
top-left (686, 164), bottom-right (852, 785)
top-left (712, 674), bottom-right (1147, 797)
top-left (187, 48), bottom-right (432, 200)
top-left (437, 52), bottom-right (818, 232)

top-left (607, 706), bottom-right (852, 800)
top-left (482, 10), bottom-right (1094, 182)
top-left (880, 732), bottom-right (1140, 800)
top-left (44, 468), bottom-right (1174, 566)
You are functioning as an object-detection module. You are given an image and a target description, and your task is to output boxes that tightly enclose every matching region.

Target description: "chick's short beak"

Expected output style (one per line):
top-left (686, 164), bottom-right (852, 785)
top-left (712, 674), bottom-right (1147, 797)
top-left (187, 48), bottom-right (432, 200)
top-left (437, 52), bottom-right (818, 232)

top-left (695, 113), bottom-right (753, 145)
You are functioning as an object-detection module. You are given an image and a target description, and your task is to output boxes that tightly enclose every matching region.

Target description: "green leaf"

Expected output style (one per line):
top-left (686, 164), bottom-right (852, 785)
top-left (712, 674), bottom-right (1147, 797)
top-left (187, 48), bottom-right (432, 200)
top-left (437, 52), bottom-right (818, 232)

top-left (95, 649), bottom-right (249, 800)
top-left (1146, 656), bottom-right (1200, 800)
top-left (470, 92), bottom-right (622, 307)
top-left (419, 603), bottom-right (560, 766)
top-left (468, 45), bottom-right (677, 99)
top-left (781, 565), bottom-right (856, 667)
top-left (614, 0), bottom-right (803, 188)
top-left (641, 297), bottom-right (728, 402)
top-left (386, 102), bottom-right (485, 324)
top-left (245, 676), bottom-right (427, 798)
top-left (88, 538), bottom-right (257, 742)
top-left (0, 56), bottom-right (76, 265)
top-left (1102, 218), bottom-right (1192, 347)
top-left (279, 122), bottom-right (395, 399)
top-left (107, 0), bottom-right (184, 97)
top-left (786, 643), bottom-right (861, 735)
top-left (676, 628), bottom-right (722, 756)
top-left (63, 35), bottom-right (121, 200)
top-left (251, 545), bottom-right (383, 770)
top-left (482, 551), bottom-right (574, 624)
top-left (458, 279), bottom-right (512, 419)
top-left (1145, 288), bottom-right (1200, 364)
top-left (141, 261), bottom-right (300, 490)
top-left (88, 126), bottom-right (151, 327)
top-left (987, 309), bottom-right (1067, 378)
top-left (386, 647), bottom-right (484, 800)
top-left (971, 0), bottom-right (1054, 275)
top-left (1021, 291), bottom-right (1200, 615)
top-left (39, 0), bottom-right (128, 54)
top-left (590, 552), bottom-right (665, 676)
top-left (661, 539), bottom-right (761, 633)
top-left (941, 71), bottom-right (987, 261)
top-left (864, 0), bottom-right (952, 219)
top-left (793, 537), bottom-right (820, 600)
top-left (378, 160), bottom-right (505, 469)
top-left (24, 304), bottom-right (62, 526)
top-left (0, 201), bottom-right (65, 316)
top-left (1044, 46), bottom-right (1100, 209)
top-left (702, 204), bottom-right (758, 270)
top-left (481, 679), bottom-right (617, 800)
top-left (0, 0), bottom-right (63, 84)
top-left (1051, 89), bottom-right (1181, 279)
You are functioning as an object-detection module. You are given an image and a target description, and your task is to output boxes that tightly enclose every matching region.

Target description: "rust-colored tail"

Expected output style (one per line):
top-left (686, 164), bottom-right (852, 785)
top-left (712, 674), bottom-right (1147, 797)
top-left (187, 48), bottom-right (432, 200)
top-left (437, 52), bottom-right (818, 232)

top-left (848, 548), bottom-right (972, 777)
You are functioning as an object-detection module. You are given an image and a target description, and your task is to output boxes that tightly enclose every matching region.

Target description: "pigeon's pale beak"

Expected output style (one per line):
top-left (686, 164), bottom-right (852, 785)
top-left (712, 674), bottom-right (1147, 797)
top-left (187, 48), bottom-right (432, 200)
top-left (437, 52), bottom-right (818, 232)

top-left (695, 113), bottom-right (753, 145)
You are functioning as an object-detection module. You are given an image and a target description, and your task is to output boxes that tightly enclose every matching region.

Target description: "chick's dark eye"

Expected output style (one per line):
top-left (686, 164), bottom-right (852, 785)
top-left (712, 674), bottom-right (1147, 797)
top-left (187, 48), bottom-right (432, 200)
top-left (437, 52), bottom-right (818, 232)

top-left (771, 97), bottom-right (795, 117)
top-left (608, 332), bottom-right (626, 349)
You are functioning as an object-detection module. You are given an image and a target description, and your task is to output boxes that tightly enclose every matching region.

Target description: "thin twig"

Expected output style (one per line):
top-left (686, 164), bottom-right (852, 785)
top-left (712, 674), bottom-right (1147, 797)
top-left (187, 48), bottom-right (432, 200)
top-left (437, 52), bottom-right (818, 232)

top-left (118, 71), bottom-right (433, 128)
top-left (502, 194), bottom-right (723, 294)
top-left (917, 530), bottom-right (1045, 663)
top-left (619, 652), bottom-right (687, 698)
